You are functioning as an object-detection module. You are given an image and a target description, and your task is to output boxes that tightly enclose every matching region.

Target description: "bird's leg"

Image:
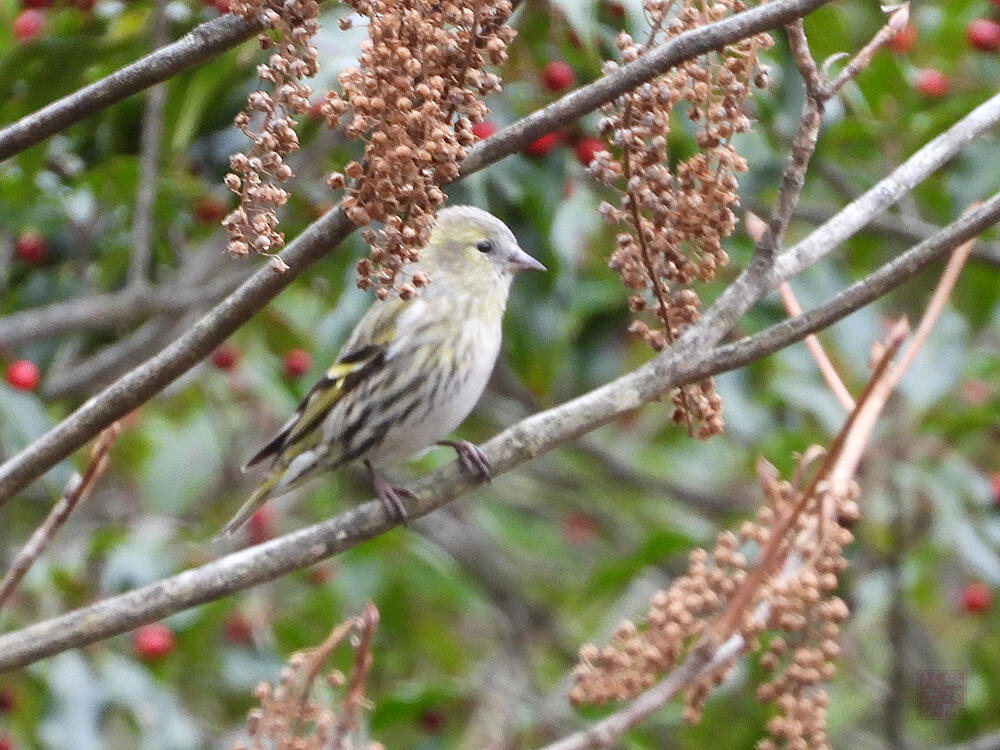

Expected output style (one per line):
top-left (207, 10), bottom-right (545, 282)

top-left (439, 439), bottom-right (492, 481)
top-left (365, 460), bottom-right (414, 521)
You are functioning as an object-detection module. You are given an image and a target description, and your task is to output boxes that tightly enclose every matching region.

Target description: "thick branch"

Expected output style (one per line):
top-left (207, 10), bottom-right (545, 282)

top-left (0, 196), bottom-right (997, 672)
top-left (0, 13), bottom-right (264, 161)
top-left (0, 0), bottom-right (839, 505)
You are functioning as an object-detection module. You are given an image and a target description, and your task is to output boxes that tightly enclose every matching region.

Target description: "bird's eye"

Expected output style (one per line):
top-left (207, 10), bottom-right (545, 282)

top-left (476, 239), bottom-right (494, 253)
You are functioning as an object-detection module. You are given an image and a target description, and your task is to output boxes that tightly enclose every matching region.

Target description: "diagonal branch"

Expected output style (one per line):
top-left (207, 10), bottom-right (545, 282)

top-left (0, 195), bottom-right (996, 673)
top-left (0, 0), bottom-right (841, 505)
top-left (0, 13), bottom-right (265, 162)
top-left (0, 423), bottom-right (120, 612)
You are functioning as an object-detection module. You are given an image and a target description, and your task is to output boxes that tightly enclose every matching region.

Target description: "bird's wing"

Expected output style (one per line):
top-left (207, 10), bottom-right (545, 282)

top-left (244, 295), bottom-right (411, 470)
top-left (242, 341), bottom-right (388, 470)
top-left (217, 298), bottom-right (408, 537)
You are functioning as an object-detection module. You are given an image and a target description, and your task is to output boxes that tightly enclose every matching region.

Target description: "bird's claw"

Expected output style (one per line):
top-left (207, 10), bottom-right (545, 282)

top-left (365, 460), bottom-right (414, 521)
top-left (439, 440), bottom-right (492, 482)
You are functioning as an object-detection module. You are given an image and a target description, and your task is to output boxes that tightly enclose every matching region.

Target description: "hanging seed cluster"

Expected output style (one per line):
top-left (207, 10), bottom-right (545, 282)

top-left (223, 0), bottom-right (321, 271)
top-left (234, 609), bottom-right (381, 750)
top-left (591, 0), bottom-right (772, 438)
top-left (322, 0), bottom-right (514, 299)
top-left (570, 453), bottom-right (857, 750)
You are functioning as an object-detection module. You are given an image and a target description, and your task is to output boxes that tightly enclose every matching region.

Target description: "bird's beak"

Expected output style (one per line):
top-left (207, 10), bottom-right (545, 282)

top-left (508, 247), bottom-right (546, 273)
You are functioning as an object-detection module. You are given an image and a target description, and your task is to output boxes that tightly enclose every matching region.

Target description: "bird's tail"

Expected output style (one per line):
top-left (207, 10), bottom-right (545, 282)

top-left (215, 473), bottom-right (283, 539)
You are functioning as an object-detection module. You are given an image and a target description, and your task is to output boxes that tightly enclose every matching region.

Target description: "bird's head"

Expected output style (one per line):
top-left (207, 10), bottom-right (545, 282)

top-left (420, 206), bottom-right (545, 288)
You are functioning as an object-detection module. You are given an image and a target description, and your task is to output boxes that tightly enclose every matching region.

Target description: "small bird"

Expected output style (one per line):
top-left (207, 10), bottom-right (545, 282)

top-left (219, 205), bottom-right (545, 536)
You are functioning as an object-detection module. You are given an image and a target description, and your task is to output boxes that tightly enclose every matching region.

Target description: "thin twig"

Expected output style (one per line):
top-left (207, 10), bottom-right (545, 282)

top-left (128, 0), bottom-right (170, 288)
top-left (754, 20), bottom-right (823, 258)
top-left (327, 601), bottom-right (379, 750)
top-left (778, 282), bottom-right (856, 411)
top-left (832, 231), bottom-right (978, 485)
top-left (821, 4), bottom-right (909, 97)
top-left (0, 423), bottom-right (121, 611)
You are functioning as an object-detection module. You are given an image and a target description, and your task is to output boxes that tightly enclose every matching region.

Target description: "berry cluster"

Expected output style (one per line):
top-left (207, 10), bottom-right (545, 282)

top-left (890, 6), bottom-right (1000, 98)
top-left (223, 0), bottom-right (321, 269)
top-left (209, 344), bottom-right (311, 381)
top-left (571, 454), bottom-right (860, 750)
top-left (590, 0), bottom-right (771, 439)
top-left (322, 0), bottom-right (514, 298)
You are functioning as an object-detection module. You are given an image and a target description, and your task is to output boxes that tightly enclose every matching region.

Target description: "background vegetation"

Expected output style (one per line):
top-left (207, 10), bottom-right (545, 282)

top-left (1, 0), bottom-right (999, 748)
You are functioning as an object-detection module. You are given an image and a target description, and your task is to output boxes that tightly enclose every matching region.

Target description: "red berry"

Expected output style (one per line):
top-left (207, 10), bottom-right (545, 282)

top-left (604, 1), bottom-right (626, 20)
top-left (4, 360), bottom-right (40, 392)
top-left (961, 582), bottom-right (993, 614)
top-left (223, 612), bottom-right (254, 645)
top-left (888, 23), bottom-right (916, 54)
top-left (966, 19), bottom-right (1000, 53)
top-left (419, 709), bottom-right (446, 733)
top-left (210, 344), bottom-right (239, 370)
top-left (133, 623), bottom-right (175, 661)
top-left (471, 120), bottom-right (497, 140)
top-left (0, 688), bottom-right (15, 713)
top-left (574, 137), bottom-right (607, 166)
top-left (192, 196), bottom-right (226, 224)
top-left (308, 565), bottom-right (333, 585)
top-left (524, 131), bottom-right (564, 157)
top-left (247, 507), bottom-right (274, 545)
top-left (561, 511), bottom-right (599, 544)
top-left (12, 9), bottom-right (44, 42)
top-left (282, 348), bottom-right (311, 378)
top-left (991, 473), bottom-right (1000, 509)
top-left (914, 69), bottom-right (950, 98)
top-left (14, 232), bottom-right (45, 264)
top-left (541, 60), bottom-right (575, 92)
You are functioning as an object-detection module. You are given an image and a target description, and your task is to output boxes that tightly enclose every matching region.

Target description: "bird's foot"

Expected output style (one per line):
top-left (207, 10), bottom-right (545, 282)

top-left (365, 460), bottom-right (414, 521)
top-left (439, 440), bottom-right (491, 482)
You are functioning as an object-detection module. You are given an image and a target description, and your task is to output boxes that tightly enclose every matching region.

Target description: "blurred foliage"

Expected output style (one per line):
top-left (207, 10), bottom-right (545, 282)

top-left (1, 0), bottom-right (1000, 748)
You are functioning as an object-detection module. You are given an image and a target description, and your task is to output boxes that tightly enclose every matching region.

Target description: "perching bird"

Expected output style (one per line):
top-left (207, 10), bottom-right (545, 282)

top-left (219, 205), bottom-right (545, 536)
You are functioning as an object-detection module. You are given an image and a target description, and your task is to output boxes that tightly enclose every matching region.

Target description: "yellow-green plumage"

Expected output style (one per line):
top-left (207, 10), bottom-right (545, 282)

top-left (219, 206), bottom-right (544, 536)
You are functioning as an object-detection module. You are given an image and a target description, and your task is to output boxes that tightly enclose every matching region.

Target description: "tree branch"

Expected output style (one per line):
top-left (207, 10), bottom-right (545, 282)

top-left (127, 0), bottom-right (170, 288)
top-left (0, 0), bottom-right (840, 505)
top-left (0, 13), bottom-right (264, 162)
top-left (0, 423), bottom-right (120, 611)
top-left (709, 193), bottom-right (1000, 377)
top-left (0, 194), bottom-right (996, 673)
top-left (0, 268), bottom-right (247, 348)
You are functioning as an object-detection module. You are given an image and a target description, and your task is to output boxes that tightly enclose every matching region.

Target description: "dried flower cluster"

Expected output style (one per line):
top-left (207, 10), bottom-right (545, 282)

top-left (223, 0), bottom-right (321, 271)
top-left (321, 0), bottom-right (514, 298)
top-left (591, 0), bottom-right (772, 438)
top-left (234, 603), bottom-right (380, 750)
top-left (570, 453), bottom-right (859, 750)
